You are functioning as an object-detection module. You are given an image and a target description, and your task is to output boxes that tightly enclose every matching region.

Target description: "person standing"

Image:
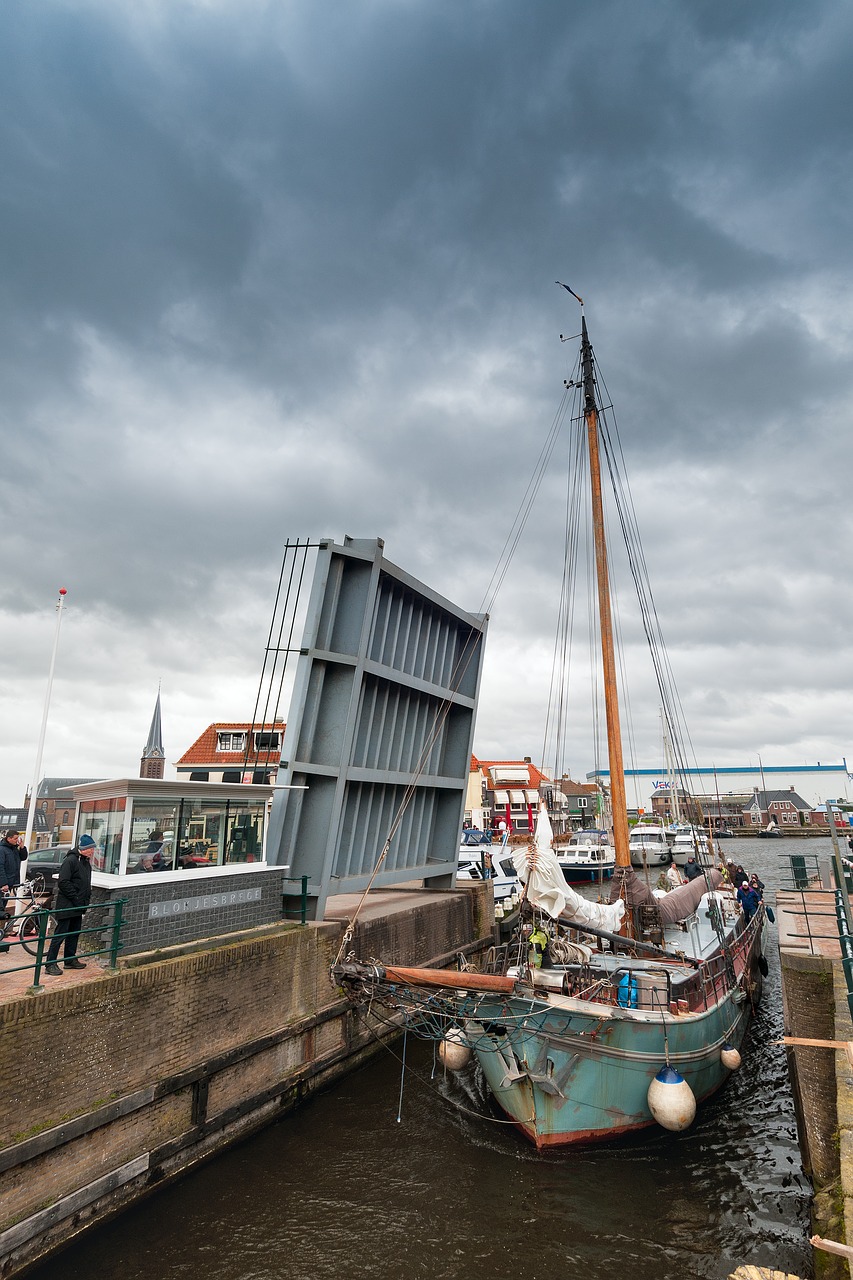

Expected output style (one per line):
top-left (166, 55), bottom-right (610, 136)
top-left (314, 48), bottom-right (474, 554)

top-left (665, 862), bottom-right (683, 890)
top-left (0, 830), bottom-right (27, 953)
top-left (44, 835), bottom-right (95, 975)
top-left (736, 880), bottom-right (760, 923)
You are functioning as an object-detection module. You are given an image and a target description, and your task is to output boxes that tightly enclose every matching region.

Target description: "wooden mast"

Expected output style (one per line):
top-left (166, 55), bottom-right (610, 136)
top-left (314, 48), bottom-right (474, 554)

top-left (581, 316), bottom-right (631, 869)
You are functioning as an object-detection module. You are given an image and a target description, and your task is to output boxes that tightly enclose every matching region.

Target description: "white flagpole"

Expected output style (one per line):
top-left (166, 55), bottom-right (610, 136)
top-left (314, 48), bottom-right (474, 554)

top-left (21, 588), bottom-right (67, 870)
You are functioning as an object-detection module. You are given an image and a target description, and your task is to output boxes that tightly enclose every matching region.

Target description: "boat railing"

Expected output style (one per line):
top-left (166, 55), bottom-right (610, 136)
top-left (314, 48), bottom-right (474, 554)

top-left (689, 903), bottom-right (763, 1012)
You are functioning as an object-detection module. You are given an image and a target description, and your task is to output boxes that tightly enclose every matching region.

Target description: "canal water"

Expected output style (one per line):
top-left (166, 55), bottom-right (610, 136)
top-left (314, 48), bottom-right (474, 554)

top-left (31, 837), bottom-right (816, 1280)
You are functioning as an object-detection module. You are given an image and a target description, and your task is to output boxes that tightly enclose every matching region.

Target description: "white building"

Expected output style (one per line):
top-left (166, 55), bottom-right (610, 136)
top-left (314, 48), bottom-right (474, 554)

top-left (586, 762), bottom-right (851, 814)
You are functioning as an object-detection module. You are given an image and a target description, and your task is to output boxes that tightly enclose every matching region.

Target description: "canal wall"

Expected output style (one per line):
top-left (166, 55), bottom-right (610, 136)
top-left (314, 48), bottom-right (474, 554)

top-left (0, 883), bottom-right (492, 1279)
top-left (781, 950), bottom-right (853, 1279)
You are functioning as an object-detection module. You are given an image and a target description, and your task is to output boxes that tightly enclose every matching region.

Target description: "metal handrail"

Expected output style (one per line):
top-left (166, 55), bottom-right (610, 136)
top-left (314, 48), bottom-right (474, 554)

top-left (1, 901), bottom-right (128, 994)
top-left (282, 876), bottom-right (309, 925)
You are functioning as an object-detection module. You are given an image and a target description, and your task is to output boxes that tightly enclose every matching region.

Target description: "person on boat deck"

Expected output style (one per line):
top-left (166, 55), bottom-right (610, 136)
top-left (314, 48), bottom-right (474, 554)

top-left (665, 862), bottom-right (683, 890)
top-left (728, 863), bottom-right (747, 891)
top-left (684, 856), bottom-right (703, 882)
top-left (737, 881), bottom-right (760, 922)
top-left (749, 873), bottom-right (765, 899)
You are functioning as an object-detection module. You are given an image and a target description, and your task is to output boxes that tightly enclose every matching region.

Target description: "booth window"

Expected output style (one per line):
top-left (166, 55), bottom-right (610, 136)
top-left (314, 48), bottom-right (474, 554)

top-left (77, 797), bottom-right (127, 874)
top-left (126, 796), bottom-right (266, 874)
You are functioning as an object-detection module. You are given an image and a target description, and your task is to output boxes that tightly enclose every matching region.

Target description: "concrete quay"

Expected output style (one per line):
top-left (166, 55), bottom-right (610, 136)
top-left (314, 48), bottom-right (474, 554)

top-left (0, 881), bottom-right (492, 1279)
top-left (777, 882), bottom-right (853, 1280)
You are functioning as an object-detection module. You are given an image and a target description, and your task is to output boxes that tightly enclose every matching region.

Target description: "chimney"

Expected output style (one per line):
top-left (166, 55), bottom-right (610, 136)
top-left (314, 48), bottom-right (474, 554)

top-left (524, 756), bottom-right (531, 764)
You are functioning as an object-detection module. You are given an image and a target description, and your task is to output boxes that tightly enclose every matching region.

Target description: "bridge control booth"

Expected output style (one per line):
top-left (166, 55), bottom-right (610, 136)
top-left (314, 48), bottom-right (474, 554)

top-left (61, 778), bottom-right (298, 955)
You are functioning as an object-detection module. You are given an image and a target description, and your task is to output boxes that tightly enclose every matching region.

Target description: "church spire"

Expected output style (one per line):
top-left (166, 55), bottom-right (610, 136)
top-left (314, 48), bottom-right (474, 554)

top-left (140, 687), bottom-right (165, 779)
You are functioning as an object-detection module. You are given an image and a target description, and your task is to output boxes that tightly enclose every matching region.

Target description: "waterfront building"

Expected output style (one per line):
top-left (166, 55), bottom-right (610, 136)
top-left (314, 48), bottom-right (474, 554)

top-left (465, 756), bottom-right (550, 832)
top-left (175, 721), bottom-right (285, 784)
top-left (553, 776), bottom-right (603, 828)
top-left (744, 788), bottom-right (813, 829)
top-left (587, 762), bottom-right (851, 815)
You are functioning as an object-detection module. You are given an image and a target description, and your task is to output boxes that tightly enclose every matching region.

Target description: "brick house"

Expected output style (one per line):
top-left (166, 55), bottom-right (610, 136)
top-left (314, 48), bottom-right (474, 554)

top-left (26, 778), bottom-right (100, 847)
top-left (744, 787), bottom-right (812, 829)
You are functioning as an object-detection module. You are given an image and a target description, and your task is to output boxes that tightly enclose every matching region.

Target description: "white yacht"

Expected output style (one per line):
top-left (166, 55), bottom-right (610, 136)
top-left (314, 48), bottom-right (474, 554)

top-left (669, 824), bottom-right (707, 867)
top-left (628, 821), bottom-right (671, 867)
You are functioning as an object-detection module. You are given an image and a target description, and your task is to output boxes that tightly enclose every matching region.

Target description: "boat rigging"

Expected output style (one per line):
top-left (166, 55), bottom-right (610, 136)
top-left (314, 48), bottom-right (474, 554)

top-left (333, 290), bottom-right (768, 1147)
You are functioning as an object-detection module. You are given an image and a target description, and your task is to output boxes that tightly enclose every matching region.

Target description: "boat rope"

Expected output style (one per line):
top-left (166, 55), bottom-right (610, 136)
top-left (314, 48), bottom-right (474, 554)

top-left (363, 1010), bottom-right (536, 1128)
top-left (396, 1025), bottom-right (408, 1123)
top-left (650, 984), bottom-right (672, 1065)
top-left (333, 386), bottom-right (574, 966)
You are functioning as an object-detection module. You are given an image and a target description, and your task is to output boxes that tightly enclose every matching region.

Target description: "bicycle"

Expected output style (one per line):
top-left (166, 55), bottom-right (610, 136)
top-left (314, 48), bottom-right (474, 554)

top-left (1, 875), bottom-right (56, 956)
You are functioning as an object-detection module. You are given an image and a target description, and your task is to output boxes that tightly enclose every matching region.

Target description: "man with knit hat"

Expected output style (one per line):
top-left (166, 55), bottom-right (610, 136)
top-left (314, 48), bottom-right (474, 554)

top-left (44, 835), bottom-right (95, 976)
top-left (736, 878), bottom-right (760, 924)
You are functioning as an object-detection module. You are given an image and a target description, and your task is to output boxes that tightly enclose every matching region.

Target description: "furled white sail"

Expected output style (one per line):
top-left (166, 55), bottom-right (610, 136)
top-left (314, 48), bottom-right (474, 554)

top-left (514, 804), bottom-right (626, 932)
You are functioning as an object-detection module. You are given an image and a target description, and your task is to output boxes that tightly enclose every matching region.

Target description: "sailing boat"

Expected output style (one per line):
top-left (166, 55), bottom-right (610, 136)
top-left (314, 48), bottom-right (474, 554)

top-left (333, 299), bottom-right (766, 1147)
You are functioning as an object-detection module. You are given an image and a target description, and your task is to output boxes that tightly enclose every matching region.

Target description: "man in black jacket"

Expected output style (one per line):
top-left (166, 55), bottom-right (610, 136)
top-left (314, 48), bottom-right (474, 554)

top-left (44, 835), bottom-right (95, 975)
top-left (1, 830), bottom-right (27, 953)
top-left (0, 829), bottom-right (26, 900)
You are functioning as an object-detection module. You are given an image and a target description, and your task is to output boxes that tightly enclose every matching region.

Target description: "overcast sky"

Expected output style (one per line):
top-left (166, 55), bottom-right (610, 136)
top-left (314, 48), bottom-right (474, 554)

top-left (2, 0), bottom-right (852, 809)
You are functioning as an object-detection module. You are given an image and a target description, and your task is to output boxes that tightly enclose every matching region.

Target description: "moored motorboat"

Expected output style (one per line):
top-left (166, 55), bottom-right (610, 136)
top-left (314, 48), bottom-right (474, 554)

top-left (629, 821), bottom-right (672, 867)
top-left (669, 823), bottom-right (707, 867)
top-left (552, 828), bottom-right (615, 881)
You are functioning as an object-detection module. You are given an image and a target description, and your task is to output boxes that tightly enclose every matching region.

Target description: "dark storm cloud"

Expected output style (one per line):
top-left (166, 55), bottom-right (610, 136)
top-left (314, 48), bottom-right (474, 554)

top-left (2, 0), bottom-right (852, 798)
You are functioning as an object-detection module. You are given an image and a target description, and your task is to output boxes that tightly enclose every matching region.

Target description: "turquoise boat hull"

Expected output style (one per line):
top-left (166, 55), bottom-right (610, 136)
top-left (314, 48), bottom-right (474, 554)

top-left (461, 913), bottom-right (764, 1147)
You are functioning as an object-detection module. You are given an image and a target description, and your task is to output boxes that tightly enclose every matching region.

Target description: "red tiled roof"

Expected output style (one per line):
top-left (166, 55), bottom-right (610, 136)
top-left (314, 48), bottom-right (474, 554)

top-left (176, 722), bottom-right (286, 768)
top-left (473, 759), bottom-right (552, 787)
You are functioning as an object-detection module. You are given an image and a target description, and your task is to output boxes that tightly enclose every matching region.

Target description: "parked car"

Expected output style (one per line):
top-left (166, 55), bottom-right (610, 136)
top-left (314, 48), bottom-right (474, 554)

top-left (24, 844), bottom-right (71, 885)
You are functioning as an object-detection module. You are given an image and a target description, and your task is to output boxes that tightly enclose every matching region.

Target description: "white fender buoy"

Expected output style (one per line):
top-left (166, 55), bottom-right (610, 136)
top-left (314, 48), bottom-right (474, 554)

top-left (721, 1043), bottom-right (742, 1071)
top-left (495, 902), bottom-right (505, 920)
top-left (647, 1065), bottom-right (696, 1132)
top-left (438, 1028), bottom-right (471, 1071)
